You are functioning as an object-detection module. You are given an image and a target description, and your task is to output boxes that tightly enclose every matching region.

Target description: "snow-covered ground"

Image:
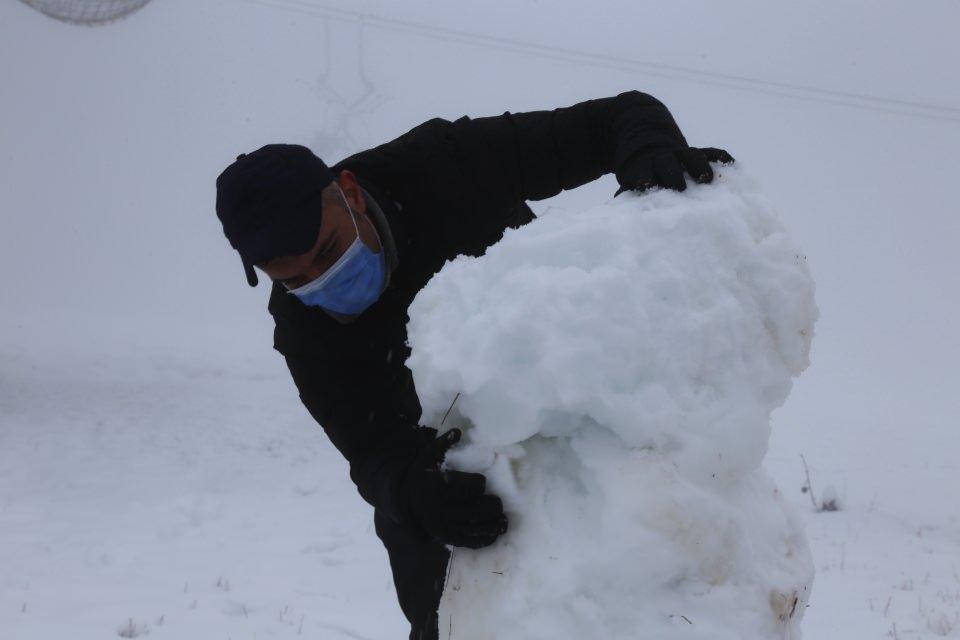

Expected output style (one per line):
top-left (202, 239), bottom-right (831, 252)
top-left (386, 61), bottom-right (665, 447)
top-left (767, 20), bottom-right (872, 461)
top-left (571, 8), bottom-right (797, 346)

top-left (2, 1), bottom-right (959, 638)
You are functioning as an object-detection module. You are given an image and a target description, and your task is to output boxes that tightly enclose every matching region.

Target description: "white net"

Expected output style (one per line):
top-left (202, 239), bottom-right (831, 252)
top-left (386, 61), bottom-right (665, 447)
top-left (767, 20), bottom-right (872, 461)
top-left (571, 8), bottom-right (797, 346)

top-left (18, 0), bottom-right (153, 25)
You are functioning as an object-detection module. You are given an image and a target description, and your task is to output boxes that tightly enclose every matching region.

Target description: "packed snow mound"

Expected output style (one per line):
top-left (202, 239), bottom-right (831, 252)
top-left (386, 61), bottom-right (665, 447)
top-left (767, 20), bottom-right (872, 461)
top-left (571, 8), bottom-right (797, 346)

top-left (406, 167), bottom-right (818, 640)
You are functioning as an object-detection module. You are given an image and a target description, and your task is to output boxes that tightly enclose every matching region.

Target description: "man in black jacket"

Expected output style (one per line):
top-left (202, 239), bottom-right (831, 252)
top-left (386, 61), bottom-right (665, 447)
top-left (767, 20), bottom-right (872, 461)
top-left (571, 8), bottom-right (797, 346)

top-left (215, 91), bottom-right (732, 640)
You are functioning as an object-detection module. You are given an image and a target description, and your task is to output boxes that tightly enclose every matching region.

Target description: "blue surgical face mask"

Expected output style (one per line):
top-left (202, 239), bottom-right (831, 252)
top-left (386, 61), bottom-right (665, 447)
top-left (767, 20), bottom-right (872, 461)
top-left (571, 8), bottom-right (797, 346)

top-left (288, 188), bottom-right (386, 317)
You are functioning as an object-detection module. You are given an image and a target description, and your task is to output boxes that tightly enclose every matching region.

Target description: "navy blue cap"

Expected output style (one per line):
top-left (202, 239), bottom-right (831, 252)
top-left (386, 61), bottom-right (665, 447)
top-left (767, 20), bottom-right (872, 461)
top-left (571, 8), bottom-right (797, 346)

top-left (215, 144), bottom-right (336, 286)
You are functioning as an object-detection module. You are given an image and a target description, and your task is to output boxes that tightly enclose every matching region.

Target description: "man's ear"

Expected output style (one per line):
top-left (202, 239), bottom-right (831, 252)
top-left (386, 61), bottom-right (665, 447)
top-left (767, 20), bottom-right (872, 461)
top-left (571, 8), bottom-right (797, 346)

top-left (337, 169), bottom-right (367, 215)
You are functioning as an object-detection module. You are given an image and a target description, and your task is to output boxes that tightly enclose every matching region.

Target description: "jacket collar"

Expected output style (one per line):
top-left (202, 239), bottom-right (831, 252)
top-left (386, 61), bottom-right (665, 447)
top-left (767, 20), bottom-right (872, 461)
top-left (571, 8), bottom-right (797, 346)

top-left (357, 176), bottom-right (409, 277)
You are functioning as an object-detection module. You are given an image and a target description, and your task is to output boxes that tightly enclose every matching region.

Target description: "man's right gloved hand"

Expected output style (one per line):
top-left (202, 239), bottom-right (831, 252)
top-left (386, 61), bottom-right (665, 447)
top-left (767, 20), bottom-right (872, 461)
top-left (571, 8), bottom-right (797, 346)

top-left (615, 146), bottom-right (735, 196)
top-left (401, 428), bottom-right (508, 549)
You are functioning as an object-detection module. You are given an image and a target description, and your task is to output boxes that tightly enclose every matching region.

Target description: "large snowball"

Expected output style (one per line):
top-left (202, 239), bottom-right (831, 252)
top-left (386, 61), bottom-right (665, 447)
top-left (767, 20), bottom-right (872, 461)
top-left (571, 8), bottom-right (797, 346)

top-left (406, 167), bottom-right (818, 640)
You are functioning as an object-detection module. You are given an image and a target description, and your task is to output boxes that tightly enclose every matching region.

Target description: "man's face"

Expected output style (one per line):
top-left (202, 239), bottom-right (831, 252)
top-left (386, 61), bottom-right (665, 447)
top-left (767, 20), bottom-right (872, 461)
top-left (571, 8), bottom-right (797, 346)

top-left (257, 170), bottom-right (381, 289)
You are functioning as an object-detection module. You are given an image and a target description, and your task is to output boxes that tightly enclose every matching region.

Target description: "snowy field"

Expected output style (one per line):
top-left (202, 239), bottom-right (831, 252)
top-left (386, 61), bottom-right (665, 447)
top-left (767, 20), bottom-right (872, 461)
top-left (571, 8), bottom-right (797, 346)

top-left (2, 1), bottom-right (959, 638)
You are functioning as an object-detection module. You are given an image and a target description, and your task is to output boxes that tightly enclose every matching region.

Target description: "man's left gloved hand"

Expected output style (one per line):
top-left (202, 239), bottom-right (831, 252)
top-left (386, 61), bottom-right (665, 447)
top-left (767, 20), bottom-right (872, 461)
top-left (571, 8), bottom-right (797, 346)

top-left (401, 428), bottom-right (508, 549)
top-left (615, 146), bottom-right (735, 195)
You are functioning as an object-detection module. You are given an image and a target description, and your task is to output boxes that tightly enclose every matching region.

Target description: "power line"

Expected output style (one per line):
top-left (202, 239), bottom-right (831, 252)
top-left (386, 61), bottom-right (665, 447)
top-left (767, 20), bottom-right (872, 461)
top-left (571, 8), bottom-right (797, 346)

top-left (239, 0), bottom-right (960, 124)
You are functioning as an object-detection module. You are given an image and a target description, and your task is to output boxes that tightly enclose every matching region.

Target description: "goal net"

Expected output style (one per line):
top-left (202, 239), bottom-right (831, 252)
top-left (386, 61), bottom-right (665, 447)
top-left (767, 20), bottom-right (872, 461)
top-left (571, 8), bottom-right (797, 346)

top-left (18, 0), bottom-right (153, 25)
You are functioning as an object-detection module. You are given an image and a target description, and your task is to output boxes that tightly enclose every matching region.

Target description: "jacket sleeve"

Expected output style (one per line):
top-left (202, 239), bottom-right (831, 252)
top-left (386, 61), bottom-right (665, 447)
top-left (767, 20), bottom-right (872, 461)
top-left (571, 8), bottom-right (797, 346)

top-left (284, 353), bottom-right (431, 525)
top-left (447, 90), bottom-right (688, 208)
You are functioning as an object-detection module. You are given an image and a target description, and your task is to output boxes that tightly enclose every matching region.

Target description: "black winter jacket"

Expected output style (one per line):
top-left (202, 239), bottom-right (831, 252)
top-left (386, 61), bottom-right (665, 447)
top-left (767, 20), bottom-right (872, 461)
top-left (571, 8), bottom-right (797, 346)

top-left (268, 91), bottom-right (686, 525)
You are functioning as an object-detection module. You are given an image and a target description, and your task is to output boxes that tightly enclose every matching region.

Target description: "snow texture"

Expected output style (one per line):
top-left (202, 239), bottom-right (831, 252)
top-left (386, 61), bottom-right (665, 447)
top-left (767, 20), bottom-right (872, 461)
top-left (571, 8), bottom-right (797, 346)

top-left (407, 167), bottom-right (818, 640)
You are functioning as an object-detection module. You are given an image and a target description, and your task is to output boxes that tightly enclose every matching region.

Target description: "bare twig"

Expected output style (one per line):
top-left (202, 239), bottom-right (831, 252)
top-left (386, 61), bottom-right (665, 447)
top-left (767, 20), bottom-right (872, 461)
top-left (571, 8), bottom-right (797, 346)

top-left (438, 392), bottom-right (462, 639)
top-left (800, 454), bottom-right (819, 510)
top-left (440, 393), bottom-right (462, 427)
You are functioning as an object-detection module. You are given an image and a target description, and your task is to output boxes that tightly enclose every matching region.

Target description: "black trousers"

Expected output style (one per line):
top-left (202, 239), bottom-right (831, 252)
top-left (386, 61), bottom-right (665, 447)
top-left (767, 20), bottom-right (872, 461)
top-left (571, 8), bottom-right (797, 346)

top-left (375, 510), bottom-right (451, 640)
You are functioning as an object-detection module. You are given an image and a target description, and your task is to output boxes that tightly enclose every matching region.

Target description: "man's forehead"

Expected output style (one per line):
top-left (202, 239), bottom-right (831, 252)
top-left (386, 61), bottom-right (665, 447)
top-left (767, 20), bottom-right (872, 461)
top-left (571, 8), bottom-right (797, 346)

top-left (261, 205), bottom-right (344, 271)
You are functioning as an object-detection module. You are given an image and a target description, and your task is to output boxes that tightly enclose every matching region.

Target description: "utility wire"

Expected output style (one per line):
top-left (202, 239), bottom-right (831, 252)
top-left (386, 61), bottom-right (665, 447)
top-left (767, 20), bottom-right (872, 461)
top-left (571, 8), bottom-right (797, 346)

top-left (240, 0), bottom-right (960, 124)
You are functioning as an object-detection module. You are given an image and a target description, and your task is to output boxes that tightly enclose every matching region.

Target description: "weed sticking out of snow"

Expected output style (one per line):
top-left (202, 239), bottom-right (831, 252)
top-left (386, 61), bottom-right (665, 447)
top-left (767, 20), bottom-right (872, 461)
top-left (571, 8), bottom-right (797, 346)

top-left (117, 618), bottom-right (148, 638)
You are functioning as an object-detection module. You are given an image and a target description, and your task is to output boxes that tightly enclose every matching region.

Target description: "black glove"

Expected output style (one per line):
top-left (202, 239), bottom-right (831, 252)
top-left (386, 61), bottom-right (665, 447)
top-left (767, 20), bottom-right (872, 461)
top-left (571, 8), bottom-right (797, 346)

top-left (401, 428), bottom-right (508, 549)
top-left (615, 147), bottom-right (735, 195)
